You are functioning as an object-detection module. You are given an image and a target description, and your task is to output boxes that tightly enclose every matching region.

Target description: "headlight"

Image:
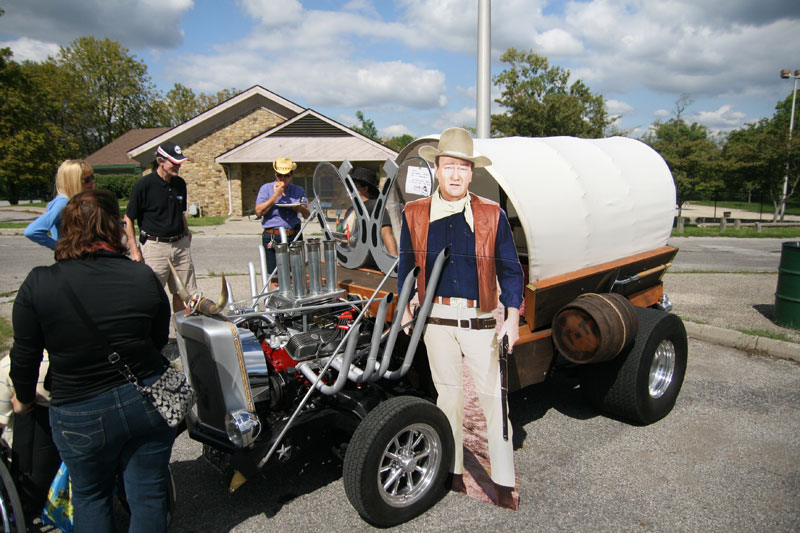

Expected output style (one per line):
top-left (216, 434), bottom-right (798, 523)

top-left (225, 409), bottom-right (261, 448)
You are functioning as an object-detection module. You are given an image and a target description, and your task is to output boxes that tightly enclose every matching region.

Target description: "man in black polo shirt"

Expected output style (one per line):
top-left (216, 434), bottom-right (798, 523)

top-left (124, 141), bottom-right (197, 312)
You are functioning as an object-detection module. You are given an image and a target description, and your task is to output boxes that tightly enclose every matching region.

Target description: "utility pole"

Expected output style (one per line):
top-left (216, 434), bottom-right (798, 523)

top-left (476, 0), bottom-right (491, 139)
top-left (779, 68), bottom-right (799, 221)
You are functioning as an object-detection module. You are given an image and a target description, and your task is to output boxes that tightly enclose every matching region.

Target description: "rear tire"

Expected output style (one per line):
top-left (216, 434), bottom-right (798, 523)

top-left (580, 307), bottom-right (688, 424)
top-left (343, 396), bottom-right (453, 527)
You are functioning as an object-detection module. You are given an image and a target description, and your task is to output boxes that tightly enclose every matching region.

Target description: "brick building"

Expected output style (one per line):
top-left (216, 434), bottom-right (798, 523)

top-left (126, 86), bottom-right (397, 217)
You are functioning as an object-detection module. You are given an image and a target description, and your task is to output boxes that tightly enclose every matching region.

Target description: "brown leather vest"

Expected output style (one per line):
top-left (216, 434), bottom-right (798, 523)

top-left (404, 193), bottom-right (500, 312)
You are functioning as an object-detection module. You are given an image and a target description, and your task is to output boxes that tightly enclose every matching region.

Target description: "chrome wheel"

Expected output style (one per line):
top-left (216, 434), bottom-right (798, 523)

top-left (649, 339), bottom-right (676, 399)
top-left (377, 423), bottom-right (442, 508)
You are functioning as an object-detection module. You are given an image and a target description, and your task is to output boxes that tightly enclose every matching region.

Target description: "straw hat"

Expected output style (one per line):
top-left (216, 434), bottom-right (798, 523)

top-left (273, 157), bottom-right (297, 175)
top-left (418, 127), bottom-right (491, 168)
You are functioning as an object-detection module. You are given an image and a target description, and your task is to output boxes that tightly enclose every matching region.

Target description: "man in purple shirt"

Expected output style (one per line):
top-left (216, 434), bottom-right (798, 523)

top-left (255, 157), bottom-right (310, 278)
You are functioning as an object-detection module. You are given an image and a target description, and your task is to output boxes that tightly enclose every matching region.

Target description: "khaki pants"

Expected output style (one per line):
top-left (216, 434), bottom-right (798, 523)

top-left (423, 301), bottom-right (515, 486)
top-left (141, 236), bottom-right (197, 296)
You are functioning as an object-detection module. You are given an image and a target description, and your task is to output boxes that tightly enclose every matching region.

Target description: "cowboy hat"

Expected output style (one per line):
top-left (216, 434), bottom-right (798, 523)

top-left (351, 167), bottom-right (380, 199)
top-left (273, 157), bottom-right (297, 175)
top-left (418, 127), bottom-right (492, 168)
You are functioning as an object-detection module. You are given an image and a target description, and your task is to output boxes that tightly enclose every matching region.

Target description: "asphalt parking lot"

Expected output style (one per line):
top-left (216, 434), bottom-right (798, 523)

top-left (162, 337), bottom-right (799, 532)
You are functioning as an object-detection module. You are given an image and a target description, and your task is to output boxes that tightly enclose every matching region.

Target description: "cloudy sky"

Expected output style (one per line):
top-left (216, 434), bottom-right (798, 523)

top-left (2, 0), bottom-right (799, 139)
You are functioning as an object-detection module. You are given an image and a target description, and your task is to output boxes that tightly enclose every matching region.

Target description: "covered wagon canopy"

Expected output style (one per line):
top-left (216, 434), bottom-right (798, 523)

top-left (399, 136), bottom-right (676, 282)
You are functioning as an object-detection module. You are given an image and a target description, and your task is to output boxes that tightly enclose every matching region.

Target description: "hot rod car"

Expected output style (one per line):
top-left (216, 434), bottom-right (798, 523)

top-left (171, 135), bottom-right (687, 527)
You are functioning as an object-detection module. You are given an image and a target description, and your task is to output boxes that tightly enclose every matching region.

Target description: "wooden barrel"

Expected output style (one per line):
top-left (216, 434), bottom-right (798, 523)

top-left (551, 293), bottom-right (640, 364)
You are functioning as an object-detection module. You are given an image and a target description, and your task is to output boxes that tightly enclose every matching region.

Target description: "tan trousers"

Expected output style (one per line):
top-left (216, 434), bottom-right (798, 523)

top-left (424, 301), bottom-right (515, 487)
top-left (141, 235), bottom-right (197, 296)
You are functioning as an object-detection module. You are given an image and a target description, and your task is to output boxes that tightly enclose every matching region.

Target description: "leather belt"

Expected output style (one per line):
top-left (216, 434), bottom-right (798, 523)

top-left (263, 227), bottom-right (297, 236)
top-left (427, 317), bottom-right (496, 330)
top-left (434, 296), bottom-right (478, 307)
top-left (146, 234), bottom-right (184, 243)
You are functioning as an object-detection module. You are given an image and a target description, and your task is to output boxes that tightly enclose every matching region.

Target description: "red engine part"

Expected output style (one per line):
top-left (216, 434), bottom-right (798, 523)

top-left (336, 310), bottom-right (354, 330)
top-left (260, 339), bottom-right (295, 373)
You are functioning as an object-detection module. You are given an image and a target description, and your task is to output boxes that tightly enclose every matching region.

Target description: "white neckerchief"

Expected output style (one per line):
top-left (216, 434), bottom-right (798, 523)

top-left (429, 188), bottom-right (473, 231)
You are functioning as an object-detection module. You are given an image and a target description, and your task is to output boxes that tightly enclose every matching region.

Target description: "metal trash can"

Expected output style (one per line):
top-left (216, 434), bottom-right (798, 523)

top-left (775, 241), bottom-right (800, 329)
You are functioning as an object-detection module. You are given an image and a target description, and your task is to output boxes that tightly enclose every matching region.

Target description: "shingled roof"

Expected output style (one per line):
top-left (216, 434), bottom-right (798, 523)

top-left (86, 127), bottom-right (170, 170)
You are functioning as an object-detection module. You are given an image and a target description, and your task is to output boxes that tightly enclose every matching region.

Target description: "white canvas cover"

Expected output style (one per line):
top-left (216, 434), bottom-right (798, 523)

top-left (402, 136), bottom-right (675, 282)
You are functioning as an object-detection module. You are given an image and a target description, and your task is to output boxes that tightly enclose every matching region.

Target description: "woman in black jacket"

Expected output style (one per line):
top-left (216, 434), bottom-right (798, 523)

top-left (11, 189), bottom-right (174, 532)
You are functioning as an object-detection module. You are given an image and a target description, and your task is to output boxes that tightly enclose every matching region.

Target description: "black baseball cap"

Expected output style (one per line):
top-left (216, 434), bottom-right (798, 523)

top-left (156, 141), bottom-right (188, 164)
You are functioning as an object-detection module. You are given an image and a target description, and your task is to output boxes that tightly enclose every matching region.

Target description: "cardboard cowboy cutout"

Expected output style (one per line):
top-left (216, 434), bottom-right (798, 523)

top-left (398, 127), bottom-right (524, 509)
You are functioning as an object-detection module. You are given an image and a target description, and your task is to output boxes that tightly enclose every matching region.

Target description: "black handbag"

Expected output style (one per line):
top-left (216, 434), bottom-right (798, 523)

top-left (52, 264), bottom-right (193, 428)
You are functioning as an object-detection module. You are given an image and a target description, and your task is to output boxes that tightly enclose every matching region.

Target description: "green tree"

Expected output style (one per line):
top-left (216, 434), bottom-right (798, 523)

top-left (51, 36), bottom-right (159, 155)
top-left (643, 116), bottom-right (722, 214)
top-left (386, 134), bottom-right (414, 152)
top-left (352, 110), bottom-right (380, 141)
top-left (153, 84), bottom-right (241, 127)
top-left (491, 48), bottom-right (610, 138)
top-left (0, 49), bottom-right (76, 203)
top-left (723, 94), bottom-right (800, 220)
top-left (196, 88), bottom-right (239, 113)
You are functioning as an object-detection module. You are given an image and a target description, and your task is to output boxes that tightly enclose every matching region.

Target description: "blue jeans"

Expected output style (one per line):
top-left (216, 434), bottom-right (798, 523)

top-left (49, 371), bottom-right (176, 533)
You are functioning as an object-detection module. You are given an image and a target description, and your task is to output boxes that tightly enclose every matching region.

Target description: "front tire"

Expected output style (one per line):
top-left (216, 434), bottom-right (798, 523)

top-left (343, 396), bottom-right (453, 527)
top-left (580, 307), bottom-right (688, 425)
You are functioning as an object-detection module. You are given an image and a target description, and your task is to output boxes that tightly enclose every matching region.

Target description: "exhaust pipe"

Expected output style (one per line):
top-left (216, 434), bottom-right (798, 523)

top-left (306, 239), bottom-right (322, 294)
top-left (289, 242), bottom-right (307, 298)
top-left (350, 293), bottom-right (393, 383)
top-left (274, 243), bottom-right (291, 296)
top-left (383, 248), bottom-right (449, 380)
top-left (297, 322), bottom-right (362, 395)
top-left (371, 266), bottom-right (420, 380)
top-left (323, 240), bottom-right (337, 291)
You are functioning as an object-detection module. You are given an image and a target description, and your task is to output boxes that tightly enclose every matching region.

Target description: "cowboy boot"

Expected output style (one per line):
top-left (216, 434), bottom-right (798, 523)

top-left (494, 483), bottom-right (516, 509)
top-left (449, 473), bottom-right (467, 493)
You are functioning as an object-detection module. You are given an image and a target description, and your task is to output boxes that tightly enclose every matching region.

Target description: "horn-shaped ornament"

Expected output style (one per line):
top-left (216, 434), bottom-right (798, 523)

top-left (168, 260), bottom-right (228, 316)
top-left (168, 259), bottom-right (192, 304)
top-left (194, 275), bottom-right (229, 315)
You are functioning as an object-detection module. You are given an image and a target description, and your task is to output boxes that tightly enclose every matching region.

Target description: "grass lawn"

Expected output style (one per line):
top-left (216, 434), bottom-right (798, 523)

top-left (672, 226), bottom-right (800, 238)
top-left (187, 216), bottom-right (227, 226)
top-left (0, 316), bottom-right (12, 354)
top-left (689, 200), bottom-right (800, 217)
top-left (0, 215), bottom-right (226, 230)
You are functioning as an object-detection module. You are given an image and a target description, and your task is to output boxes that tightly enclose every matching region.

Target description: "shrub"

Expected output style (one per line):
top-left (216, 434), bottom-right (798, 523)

top-left (95, 174), bottom-right (140, 199)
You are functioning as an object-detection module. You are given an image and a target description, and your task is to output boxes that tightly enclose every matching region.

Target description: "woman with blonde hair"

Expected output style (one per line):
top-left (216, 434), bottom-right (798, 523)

top-left (24, 159), bottom-right (95, 250)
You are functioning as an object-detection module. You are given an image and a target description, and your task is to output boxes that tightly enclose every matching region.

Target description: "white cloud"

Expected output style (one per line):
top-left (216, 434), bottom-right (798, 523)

top-left (432, 107), bottom-right (476, 131)
top-left (536, 28), bottom-right (583, 56)
top-left (690, 104), bottom-right (747, 130)
top-left (0, 0), bottom-right (192, 50)
top-left (0, 37), bottom-right (60, 62)
top-left (654, 109), bottom-right (670, 118)
top-left (381, 124), bottom-right (411, 137)
top-left (237, 0), bottom-right (303, 26)
top-left (172, 52), bottom-right (446, 109)
top-left (606, 99), bottom-right (635, 116)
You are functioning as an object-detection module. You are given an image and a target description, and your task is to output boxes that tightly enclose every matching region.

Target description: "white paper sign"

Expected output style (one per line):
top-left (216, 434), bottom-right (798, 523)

top-left (405, 166), bottom-right (433, 197)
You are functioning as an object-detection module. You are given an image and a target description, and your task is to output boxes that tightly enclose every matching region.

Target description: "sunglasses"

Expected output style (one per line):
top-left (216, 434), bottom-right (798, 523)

top-left (82, 174), bottom-right (95, 184)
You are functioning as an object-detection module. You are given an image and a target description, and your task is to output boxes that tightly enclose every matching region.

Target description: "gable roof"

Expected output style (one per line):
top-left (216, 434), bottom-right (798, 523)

top-left (216, 109), bottom-right (398, 164)
top-left (86, 127), bottom-right (169, 168)
top-left (127, 85), bottom-right (305, 163)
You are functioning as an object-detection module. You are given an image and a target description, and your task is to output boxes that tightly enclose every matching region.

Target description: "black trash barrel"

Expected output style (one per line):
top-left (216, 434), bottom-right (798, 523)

top-left (775, 241), bottom-right (800, 329)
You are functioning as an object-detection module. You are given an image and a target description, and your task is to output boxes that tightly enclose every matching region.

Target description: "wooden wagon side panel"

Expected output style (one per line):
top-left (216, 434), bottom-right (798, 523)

top-left (525, 246), bottom-right (678, 331)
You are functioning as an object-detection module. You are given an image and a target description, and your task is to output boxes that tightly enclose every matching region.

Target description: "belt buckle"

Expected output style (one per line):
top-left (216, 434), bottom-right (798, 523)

top-left (457, 318), bottom-right (471, 330)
